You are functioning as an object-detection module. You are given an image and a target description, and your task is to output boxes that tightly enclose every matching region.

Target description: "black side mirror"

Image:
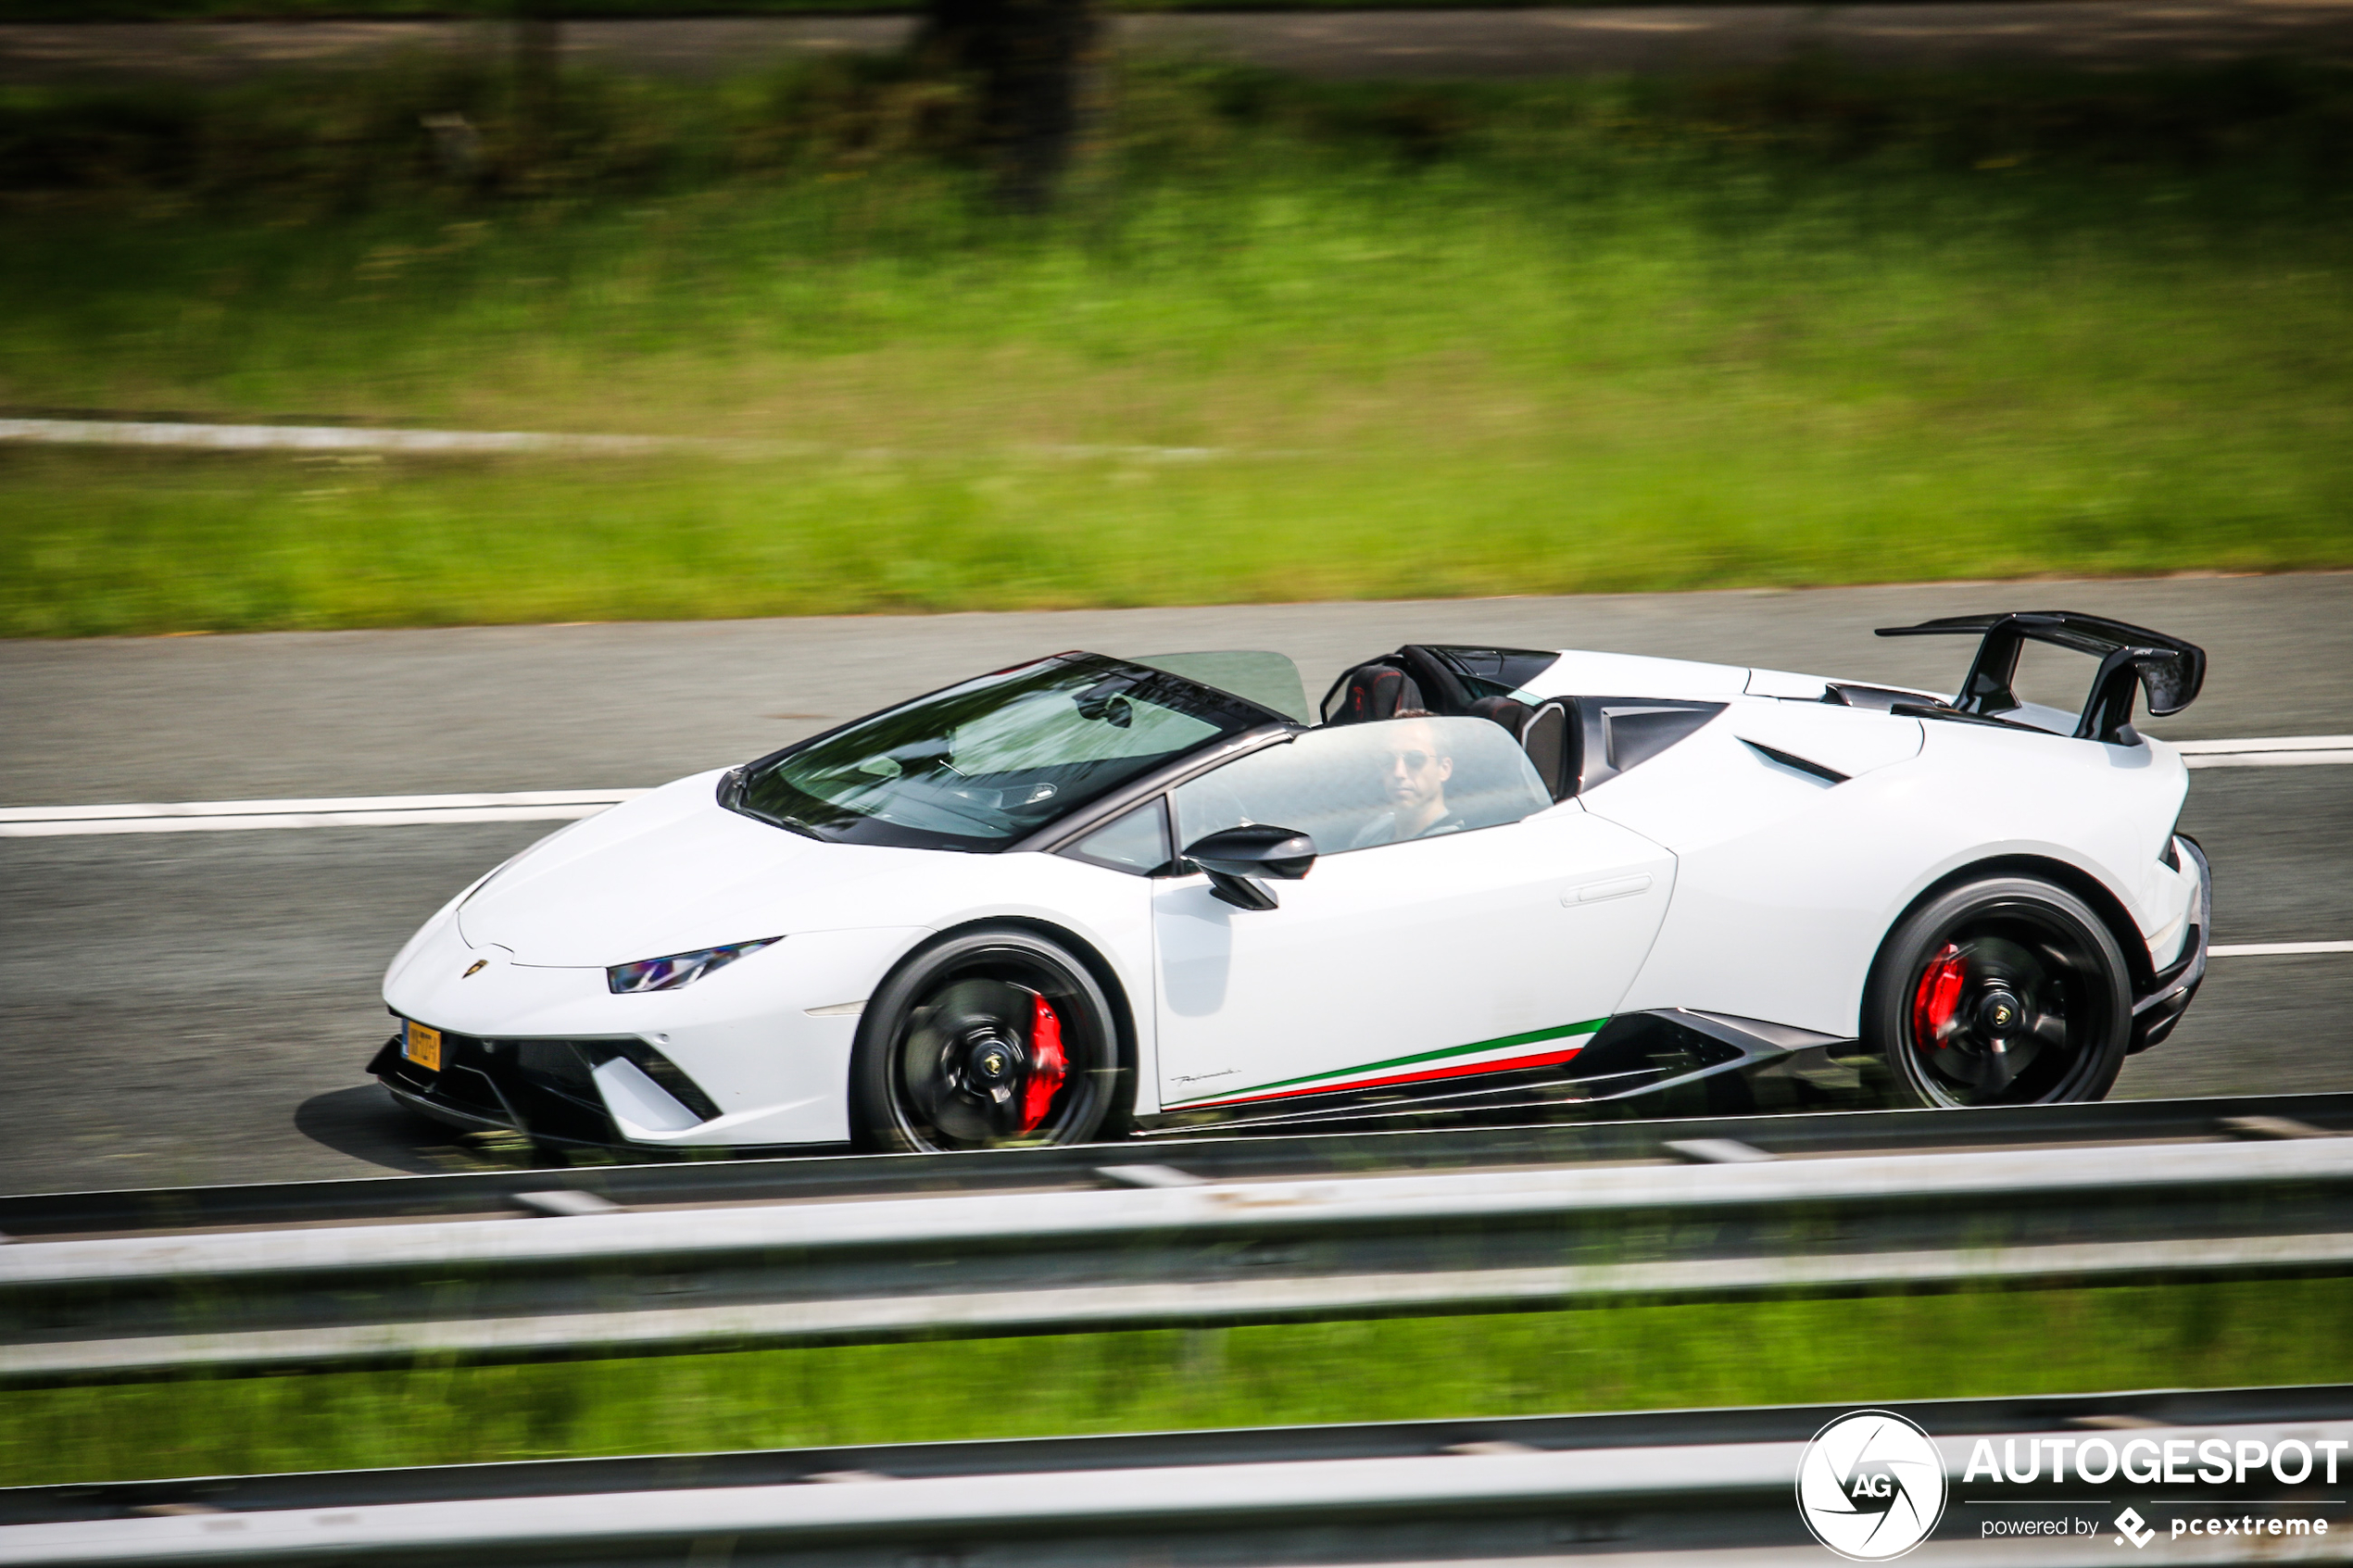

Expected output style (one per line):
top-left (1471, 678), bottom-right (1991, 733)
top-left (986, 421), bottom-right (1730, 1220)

top-left (1182, 825), bottom-right (1316, 910)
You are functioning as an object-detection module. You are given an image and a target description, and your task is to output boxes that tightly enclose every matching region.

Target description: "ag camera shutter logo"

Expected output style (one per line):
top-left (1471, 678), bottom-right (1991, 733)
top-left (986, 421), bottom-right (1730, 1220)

top-left (1796, 1411), bottom-right (1948, 1561)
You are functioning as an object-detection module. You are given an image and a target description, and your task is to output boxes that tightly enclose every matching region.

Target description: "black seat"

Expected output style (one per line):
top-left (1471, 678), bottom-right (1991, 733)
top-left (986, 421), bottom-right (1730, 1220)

top-left (1519, 698), bottom-right (1580, 799)
top-left (1466, 695), bottom-right (1532, 736)
top-left (1321, 645), bottom-right (1483, 725)
top-left (1325, 663), bottom-right (1424, 724)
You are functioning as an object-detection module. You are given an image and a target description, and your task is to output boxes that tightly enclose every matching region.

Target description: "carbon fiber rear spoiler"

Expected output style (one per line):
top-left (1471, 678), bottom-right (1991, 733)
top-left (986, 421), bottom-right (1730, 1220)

top-left (1874, 610), bottom-right (2207, 746)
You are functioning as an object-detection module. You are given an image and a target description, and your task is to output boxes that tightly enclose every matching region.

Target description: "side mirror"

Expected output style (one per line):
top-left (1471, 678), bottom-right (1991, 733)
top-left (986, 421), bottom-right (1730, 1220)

top-left (1182, 825), bottom-right (1316, 911)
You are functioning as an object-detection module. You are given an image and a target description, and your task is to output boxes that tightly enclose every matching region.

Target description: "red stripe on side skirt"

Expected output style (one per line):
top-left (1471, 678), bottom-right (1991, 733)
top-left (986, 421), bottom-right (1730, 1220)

top-left (1180, 1044), bottom-right (1586, 1111)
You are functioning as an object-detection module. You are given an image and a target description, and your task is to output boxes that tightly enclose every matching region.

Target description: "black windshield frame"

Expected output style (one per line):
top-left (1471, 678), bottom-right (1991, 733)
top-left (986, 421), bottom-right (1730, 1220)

top-left (721, 652), bottom-right (1290, 852)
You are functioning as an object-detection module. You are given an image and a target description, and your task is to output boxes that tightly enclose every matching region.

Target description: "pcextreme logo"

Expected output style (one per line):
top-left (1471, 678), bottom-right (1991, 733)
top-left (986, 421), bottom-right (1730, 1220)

top-left (1797, 1411), bottom-right (1949, 1561)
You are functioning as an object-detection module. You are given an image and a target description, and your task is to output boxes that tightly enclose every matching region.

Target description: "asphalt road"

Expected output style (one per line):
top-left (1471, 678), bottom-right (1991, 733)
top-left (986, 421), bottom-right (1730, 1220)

top-left (6, 2), bottom-right (2352, 86)
top-left (2, 572), bottom-right (2348, 1196)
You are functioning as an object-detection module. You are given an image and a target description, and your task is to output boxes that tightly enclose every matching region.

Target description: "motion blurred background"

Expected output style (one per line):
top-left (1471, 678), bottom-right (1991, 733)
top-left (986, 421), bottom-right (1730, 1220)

top-left (5, 0), bottom-right (2352, 633)
top-left (2, 0), bottom-right (2350, 1518)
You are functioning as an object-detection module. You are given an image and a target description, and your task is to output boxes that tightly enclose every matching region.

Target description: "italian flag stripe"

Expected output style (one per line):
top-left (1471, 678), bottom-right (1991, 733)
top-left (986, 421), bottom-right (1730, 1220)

top-left (1172, 1017), bottom-right (1607, 1110)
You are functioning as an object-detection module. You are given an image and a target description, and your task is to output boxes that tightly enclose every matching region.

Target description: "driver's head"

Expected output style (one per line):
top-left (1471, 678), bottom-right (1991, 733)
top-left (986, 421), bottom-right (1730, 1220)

top-left (1379, 715), bottom-right (1453, 819)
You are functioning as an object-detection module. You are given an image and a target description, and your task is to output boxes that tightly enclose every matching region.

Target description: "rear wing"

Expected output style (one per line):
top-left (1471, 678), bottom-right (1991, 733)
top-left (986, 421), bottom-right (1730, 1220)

top-left (1874, 610), bottom-right (2207, 746)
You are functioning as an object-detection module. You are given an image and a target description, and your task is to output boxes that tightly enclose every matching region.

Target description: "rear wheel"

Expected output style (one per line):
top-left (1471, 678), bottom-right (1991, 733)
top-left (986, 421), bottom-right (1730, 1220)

top-left (1864, 875), bottom-right (2131, 1109)
top-left (849, 925), bottom-right (1128, 1152)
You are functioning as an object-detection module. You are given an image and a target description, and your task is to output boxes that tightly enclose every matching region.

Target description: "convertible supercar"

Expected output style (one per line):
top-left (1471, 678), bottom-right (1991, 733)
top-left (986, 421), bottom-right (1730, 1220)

top-left (372, 611), bottom-right (2212, 1153)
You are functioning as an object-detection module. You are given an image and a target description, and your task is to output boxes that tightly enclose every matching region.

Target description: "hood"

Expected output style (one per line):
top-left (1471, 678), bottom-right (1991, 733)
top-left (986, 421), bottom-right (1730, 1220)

top-left (456, 771), bottom-right (934, 966)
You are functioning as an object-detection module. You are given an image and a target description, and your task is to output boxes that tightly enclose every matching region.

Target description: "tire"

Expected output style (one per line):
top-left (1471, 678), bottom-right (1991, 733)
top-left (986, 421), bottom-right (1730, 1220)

top-left (1863, 874), bottom-right (2132, 1109)
top-left (849, 924), bottom-right (1131, 1153)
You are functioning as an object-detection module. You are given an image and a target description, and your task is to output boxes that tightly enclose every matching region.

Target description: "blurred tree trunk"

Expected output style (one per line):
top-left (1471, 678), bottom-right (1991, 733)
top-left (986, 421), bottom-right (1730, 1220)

top-left (917, 0), bottom-right (1099, 211)
top-left (512, 0), bottom-right (560, 157)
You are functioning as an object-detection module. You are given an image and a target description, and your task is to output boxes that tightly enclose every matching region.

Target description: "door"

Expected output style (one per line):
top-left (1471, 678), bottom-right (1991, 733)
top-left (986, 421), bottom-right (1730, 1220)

top-left (1152, 716), bottom-right (1676, 1112)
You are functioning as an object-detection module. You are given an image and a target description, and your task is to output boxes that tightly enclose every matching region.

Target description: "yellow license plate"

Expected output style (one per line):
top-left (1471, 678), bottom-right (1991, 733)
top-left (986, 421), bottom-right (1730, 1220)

top-left (403, 1021), bottom-right (443, 1073)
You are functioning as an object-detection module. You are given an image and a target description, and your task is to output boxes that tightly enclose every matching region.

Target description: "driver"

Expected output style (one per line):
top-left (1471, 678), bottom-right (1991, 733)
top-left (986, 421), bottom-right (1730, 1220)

top-left (1350, 713), bottom-right (1468, 848)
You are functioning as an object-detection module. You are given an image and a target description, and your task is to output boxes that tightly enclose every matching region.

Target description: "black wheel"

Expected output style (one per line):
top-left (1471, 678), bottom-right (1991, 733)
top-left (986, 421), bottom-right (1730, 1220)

top-left (1864, 875), bottom-right (2131, 1109)
top-left (849, 925), bottom-right (1129, 1152)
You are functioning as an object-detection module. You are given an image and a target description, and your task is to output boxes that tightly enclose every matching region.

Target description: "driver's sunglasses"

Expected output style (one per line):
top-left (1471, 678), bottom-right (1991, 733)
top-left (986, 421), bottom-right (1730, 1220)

top-left (1383, 749), bottom-right (1435, 771)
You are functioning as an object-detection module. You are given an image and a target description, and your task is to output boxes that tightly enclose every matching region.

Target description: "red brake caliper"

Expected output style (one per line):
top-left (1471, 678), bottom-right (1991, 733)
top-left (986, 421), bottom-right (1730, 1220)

top-left (1912, 944), bottom-right (1966, 1047)
top-left (1019, 992), bottom-right (1068, 1134)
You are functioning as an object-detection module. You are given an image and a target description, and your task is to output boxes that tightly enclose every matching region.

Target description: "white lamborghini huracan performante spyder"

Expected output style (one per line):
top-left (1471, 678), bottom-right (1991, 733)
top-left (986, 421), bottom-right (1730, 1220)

top-left (372, 611), bottom-right (2212, 1154)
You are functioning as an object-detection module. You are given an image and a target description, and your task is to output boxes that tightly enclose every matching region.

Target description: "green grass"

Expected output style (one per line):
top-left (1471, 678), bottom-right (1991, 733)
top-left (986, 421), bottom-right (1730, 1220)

top-left (6, 1280), bottom-right (2351, 1485)
top-left (4, 61), bottom-right (2351, 635)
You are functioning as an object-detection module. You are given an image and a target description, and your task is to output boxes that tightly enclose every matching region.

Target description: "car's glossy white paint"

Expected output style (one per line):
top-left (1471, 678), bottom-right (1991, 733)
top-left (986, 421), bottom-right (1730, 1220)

top-left (1593, 696), bottom-right (2194, 1037)
top-left (382, 645), bottom-right (2197, 1149)
top-left (1525, 650), bottom-right (1750, 702)
top-left (1151, 804), bottom-right (1676, 1110)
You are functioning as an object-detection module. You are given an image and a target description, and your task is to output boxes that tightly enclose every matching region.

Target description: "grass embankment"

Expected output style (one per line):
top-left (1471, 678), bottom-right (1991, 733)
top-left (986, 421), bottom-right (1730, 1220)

top-left (5, 1280), bottom-right (2349, 1484)
top-left (3, 60), bottom-right (2350, 635)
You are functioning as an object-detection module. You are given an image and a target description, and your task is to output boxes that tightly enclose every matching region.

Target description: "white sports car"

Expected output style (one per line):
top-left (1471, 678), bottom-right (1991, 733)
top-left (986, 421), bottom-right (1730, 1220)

top-left (371, 611), bottom-right (2212, 1154)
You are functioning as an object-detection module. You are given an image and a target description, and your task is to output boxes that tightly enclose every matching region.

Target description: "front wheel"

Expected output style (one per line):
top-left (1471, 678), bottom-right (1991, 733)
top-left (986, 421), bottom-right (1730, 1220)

top-left (1863, 874), bottom-right (2132, 1109)
top-left (849, 925), bottom-right (1129, 1152)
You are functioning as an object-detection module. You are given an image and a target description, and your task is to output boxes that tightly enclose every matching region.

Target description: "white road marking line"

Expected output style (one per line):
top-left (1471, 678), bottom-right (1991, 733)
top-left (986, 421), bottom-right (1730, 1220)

top-left (2172, 735), bottom-right (2353, 752)
top-left (2, 792), bottom-right (2347, 956)
top-left (0, 418), bottom-right (1239, 463)
top-left (2210, 942), bottom-right (2353, 958)
top-left (0, 790), bottom-right (645, 837)
top-left (0, 418), bottom-right (691, 457)
top-left (2, 730), bottom-right (2347, 838)
top-left (0, 805), bottom-right (622, 836)
top-left (2186, 750), bottom-right (2353, 768)
top-left (2177, 734), bottom-right (2353, 769)
top-left (0, 789), bottom-right (646, 822)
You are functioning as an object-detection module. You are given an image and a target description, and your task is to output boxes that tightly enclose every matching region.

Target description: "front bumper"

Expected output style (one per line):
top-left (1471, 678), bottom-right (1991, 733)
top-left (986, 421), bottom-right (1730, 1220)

top-left (377, 918), bottom-right (923, 1149)
top-left (369, 1029), bottom-right (719, 1148)
top-left (2129, 833), bottom-right (2211, 1055)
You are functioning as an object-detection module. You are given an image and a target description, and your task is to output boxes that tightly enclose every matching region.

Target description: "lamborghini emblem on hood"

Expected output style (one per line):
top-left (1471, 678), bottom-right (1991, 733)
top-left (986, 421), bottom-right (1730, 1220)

top-left (462, 960), bottom-right (488, 978)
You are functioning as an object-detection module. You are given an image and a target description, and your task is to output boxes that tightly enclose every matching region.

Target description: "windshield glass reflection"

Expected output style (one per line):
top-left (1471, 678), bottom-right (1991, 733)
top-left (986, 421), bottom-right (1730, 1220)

top-left (731, 654), bottom-right (1282, 850)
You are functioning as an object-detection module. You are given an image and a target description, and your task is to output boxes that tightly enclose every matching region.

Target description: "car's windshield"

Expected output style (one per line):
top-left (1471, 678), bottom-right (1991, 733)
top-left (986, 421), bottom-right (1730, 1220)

top-left (729, 654), bottom-right (1283, 850)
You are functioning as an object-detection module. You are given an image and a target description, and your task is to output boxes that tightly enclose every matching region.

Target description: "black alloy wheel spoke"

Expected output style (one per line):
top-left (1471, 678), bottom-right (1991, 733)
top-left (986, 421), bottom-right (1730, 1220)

top-left (1878, 876), bottom-right (2129, 1114)
top-left (1938, 1043), bottom-right (1998, 1092)
top-left (900, 1000), bottom-right (956, 1127)
top-left (1976, 1047), bottom-right (2018, 1097)
top-left (894, 971), bottom-right (1081, 1148)
top-left (2026, 1008), bottom-right (2071, 1048)
top-left (1908, 918), bottom-right (2104, 1107)
top-left (908, 977), bottom-right (1027, 1144)
top-left (855, 926), bottom-right (1118, 1155)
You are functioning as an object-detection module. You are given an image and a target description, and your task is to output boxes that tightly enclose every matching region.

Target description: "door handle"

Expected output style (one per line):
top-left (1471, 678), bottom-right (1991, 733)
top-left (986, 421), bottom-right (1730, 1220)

top-left (1567, 874), bottom-right (1652, 905)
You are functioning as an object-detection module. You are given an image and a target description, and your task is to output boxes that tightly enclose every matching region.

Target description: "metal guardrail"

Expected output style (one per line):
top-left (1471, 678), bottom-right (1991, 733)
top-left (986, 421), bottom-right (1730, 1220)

top-left (8, 1090), bottom-right (2352, 1242)
top-left (6, 1106), bottom-right (2352, 1384)
top-left (4, 1386), bottom-right (2350, 1566)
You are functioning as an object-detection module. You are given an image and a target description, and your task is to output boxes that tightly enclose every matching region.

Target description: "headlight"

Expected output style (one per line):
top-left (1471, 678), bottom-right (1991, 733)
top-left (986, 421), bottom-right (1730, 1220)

top-left (608, 937), bottom-right (779, 995)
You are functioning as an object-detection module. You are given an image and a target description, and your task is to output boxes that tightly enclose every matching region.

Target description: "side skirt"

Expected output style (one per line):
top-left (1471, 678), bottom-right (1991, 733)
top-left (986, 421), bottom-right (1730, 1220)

top-left (1131, 1010), bottom-right (1881, 1137)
